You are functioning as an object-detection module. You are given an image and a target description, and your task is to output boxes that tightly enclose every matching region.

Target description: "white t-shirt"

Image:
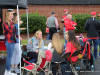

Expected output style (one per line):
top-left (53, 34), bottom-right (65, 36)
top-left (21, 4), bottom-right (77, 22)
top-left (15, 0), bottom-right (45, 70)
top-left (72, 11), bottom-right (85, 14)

top-left (47, 42), bottom-right (52, 50)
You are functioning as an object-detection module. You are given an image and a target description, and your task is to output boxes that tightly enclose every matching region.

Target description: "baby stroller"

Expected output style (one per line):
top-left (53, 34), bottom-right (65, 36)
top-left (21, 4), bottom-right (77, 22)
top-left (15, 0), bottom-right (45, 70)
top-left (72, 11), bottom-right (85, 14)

top-left (78, 37), bottom-right (95, 70)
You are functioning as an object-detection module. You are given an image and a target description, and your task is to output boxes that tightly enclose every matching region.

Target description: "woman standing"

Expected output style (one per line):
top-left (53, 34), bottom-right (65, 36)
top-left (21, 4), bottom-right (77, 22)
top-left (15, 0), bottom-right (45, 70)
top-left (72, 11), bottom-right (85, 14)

top-left (10, 13), bottom-right (23, 73)
top-left (3, 10), bottom-right (17, 75)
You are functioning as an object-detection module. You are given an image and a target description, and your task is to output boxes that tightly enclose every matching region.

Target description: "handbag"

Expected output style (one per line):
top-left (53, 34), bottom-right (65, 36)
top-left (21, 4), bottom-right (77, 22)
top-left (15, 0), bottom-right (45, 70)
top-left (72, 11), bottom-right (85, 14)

top-left (46, 27), bottom-right (49, 33)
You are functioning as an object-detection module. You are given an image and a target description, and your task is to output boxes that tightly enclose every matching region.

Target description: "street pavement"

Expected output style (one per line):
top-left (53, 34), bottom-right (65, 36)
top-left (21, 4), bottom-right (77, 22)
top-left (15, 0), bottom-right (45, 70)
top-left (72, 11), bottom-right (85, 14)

top-left (0, 54), bottom-right (100, 75)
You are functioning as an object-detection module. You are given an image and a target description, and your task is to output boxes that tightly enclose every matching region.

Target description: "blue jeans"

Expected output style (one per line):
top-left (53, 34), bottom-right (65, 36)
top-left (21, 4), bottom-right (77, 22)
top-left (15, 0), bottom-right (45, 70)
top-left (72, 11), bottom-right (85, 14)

top-left (88, 39), bottom-right (98, 59)
top-left (98, 37), bottom-right (100, 56)
top-left (51, 62), bottom-right (71, 75)
top-left (47, 33), bottom-right (49, 40)
top-left (63, 27), bottom-right (67, 50)
top-left (5, 41), bottom-right (14, 71)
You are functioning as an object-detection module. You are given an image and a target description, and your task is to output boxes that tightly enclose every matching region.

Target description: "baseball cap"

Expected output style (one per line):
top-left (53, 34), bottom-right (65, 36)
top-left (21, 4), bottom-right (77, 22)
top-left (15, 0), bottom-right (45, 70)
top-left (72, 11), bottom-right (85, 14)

top-left (91, 12), bottom-right (96, 15)
top-left (51, 12), bottom-right (56, 15)
top-left (98, 14), bottom-right (100, 17)
top-left (64, 9), bottom-right (68, 12)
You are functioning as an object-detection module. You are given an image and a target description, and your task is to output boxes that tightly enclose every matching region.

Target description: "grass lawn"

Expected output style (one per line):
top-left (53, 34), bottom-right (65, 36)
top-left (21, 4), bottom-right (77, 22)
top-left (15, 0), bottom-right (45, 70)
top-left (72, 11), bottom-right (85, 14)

top-left (21, 39), bottom-right (65, 45)
top-left (0, 39), bottom-right (99, 53)
top-left (21, 39), bottom-right (28, 45)
top-left (0, 39), bottom-right (65, 53)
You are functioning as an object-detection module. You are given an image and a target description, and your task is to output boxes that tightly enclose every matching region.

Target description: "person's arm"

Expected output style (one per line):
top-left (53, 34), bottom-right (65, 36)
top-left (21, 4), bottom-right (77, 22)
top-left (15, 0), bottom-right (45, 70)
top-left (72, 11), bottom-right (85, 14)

top-left (61, 18), bottom-right (64, 23)
top-left (55, 18), bottom-right (58, 29)
top-left (39, 40), bottom-right (44, 51)
top-left (67, 25), bottom-right (75, 30)
top-left (26, 38), bottom-right (33, 50)
top-left (96, 20), bottom-right (100, 30)
top-left (65, 42), bottom-right (72, 61)
top-left (46, 18), bottom-right (48, 26)
top-left (46, 21), bottom-right (48, 25)
top-left (84, 20), bottom-right (89, 30)
top-left (26, 38), bottom-right (37, 52)
top-left (65, 21), bottom-right (75, 31)
top-left (72, 21), bottom-right (77, 26)
top-left (19, 21), bottom-right (23, 25)
top-left (15, 24), bottom-right (19, 38)
top-left (3, 21), bottom-right (13, 33)
top-left (65, 42), bottom-right (71, 53)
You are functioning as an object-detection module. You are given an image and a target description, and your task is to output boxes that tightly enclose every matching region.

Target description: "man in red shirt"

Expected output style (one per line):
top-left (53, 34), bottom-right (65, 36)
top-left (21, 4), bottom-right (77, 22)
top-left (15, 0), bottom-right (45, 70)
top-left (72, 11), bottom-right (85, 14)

top-left (65, 14), bottom-right (77, 32)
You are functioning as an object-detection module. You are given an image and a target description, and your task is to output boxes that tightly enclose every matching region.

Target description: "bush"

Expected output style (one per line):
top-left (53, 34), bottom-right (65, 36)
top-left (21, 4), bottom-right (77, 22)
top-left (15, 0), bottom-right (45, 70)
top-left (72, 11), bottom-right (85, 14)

top-left (72, 13), bottom-right (100, 33)
top-left (20, 11), bottom-right (47, 33)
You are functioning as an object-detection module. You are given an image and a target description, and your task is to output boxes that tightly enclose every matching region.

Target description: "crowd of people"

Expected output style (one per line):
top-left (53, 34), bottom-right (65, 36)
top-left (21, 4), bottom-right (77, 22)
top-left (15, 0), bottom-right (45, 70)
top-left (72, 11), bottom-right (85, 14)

top-left (2, 8), bottom-right (100, 75)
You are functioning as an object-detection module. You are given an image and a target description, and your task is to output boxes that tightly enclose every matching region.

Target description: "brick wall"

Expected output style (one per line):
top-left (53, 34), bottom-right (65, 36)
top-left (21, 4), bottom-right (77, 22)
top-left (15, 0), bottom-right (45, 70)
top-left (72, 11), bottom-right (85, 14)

top-left (2, 4), bottom-right (100, 29)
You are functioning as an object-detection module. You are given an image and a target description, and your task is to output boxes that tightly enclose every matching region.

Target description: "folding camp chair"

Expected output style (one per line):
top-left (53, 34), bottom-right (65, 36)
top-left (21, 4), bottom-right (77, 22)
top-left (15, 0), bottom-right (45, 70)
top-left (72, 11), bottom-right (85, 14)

top-left (53, 52), bottom-right (71, 75)
top-left (69, 49), bottom-right (83, 75)
top-left (21, 48), bottom-right (54, 75)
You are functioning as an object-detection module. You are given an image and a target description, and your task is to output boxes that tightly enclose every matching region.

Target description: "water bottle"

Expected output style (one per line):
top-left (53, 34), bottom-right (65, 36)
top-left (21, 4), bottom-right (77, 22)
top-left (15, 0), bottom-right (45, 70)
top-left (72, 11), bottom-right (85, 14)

top-left (91, 64), bottom-right (94, 71)
top-left (1, 53), bottom-right (4, 59)
top-left (31, 38), bottom-right (33, 42)
top-left (76, 67), bottom-right (80, 70)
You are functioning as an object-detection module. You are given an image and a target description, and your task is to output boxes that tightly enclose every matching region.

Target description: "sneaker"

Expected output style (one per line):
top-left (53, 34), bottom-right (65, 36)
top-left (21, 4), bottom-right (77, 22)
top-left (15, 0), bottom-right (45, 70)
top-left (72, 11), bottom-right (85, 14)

top-left (4, 71), bottom-right (17, 75)
top-left (4, 71), bottom-right (7, 75)
top-left (14, 67), bottom-right (20, 73)
top-left (10, 67), bottom-right (15, 72)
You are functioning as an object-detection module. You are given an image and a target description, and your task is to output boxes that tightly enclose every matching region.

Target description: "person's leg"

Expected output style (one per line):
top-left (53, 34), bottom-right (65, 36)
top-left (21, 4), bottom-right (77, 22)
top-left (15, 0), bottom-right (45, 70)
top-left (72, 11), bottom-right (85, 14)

top-left (63, 27), bottom-right (65, 39)
top-left (52, 28), bottom-right (57, 34)
top-left (50, 28), bottom-right (57, 40)
top-left (14, 43), bottom-right (22, 65)
top-left (93, 39), bottom-right (99, 59)
top-left (47, 33), bottom-right (49, 40)
top-left (51, 63), bottom-right (58, 75)
top-left (13, 43), bottom-right (22, 73)
top-left (61, 62), bottom-right (71, 75)
top-left (98, 37), bottom-right (100, 56)
top-left (88, 39), bottom-right (92, 48)
top-left (11, 47), bottom-right (16, 65)
top-left (49, 28), bottom-right (52, 40)
top-left (27, 52), bottom-right (38, 63)
top-left (63, 27), bottom-right (67, 48)
top-left (5, 41), bottom-right (14, 71)
top-left (11, 46), bottom-right (16, 71)
top-left (50, 28), bottom-right (55, 40)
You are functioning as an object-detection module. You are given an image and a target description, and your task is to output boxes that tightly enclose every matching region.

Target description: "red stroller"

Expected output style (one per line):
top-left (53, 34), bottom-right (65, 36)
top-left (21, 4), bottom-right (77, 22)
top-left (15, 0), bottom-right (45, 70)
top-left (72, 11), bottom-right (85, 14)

top-left (78, 37), bottom-right (95, 70)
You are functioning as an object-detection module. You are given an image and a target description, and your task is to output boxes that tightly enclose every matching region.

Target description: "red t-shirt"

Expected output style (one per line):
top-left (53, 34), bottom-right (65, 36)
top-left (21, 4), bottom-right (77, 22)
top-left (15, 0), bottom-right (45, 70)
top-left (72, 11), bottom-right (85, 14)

top-left (65, 42), bottom-right (78, 63)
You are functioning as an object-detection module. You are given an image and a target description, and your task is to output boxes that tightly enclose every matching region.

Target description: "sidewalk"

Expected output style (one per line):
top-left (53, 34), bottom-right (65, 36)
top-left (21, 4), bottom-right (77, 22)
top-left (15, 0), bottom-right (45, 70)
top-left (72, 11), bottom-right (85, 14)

top-left (0, 56), bottom-right (100, 75)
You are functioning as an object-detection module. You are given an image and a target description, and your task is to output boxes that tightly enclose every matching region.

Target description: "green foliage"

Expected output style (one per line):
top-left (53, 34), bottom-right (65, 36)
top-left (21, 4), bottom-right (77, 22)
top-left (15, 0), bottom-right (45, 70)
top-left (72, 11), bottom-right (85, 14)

top-left (72, 13), bottom-right (100, 33)
top-left (20, 11), bottom-right (47, 33)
